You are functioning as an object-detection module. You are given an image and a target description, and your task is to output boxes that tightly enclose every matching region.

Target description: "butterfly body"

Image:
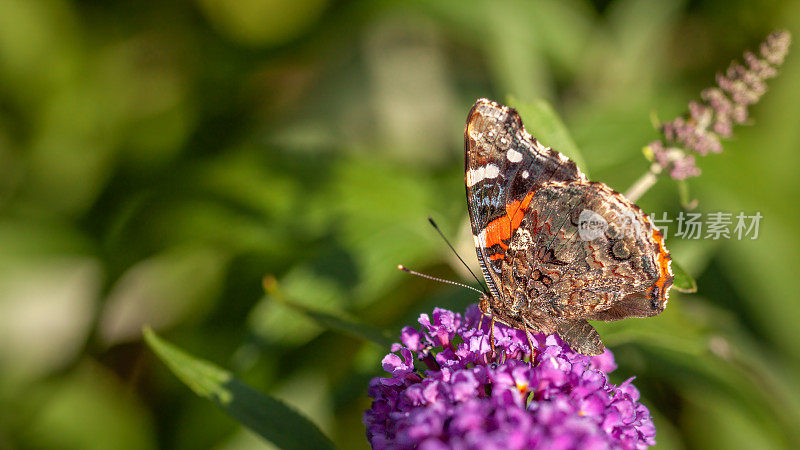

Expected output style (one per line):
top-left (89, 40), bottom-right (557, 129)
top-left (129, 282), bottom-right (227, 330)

top-left (466, 99), bottom-right (673, 355)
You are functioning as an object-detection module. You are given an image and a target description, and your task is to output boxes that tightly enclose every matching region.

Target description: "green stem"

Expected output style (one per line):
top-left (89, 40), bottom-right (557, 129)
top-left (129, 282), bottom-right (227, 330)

top-left (624, 164), bottom-right (661, 202)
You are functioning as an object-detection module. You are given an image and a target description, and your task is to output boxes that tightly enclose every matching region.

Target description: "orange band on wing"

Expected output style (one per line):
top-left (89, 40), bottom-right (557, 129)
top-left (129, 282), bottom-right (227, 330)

top-left (651, 228), bottom-right (673, 300)
top-left (483, 192), bottom-right (536, 251)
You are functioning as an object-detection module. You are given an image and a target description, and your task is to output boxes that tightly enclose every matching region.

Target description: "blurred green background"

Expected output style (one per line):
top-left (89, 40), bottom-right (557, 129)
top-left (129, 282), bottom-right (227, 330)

top-left (1, 0), bottom-right (799, 449)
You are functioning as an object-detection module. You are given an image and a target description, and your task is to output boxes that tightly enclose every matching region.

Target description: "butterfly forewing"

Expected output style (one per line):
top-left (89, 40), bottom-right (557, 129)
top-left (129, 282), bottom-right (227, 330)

top-left (464, 99), bottom-right (586, 298)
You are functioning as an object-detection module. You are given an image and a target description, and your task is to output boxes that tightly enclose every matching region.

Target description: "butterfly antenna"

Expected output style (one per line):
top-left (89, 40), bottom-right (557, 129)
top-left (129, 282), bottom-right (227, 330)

top-left (397, 265), bottom-right (484, 294)
top-left (427, 217), bottom-right (488, 293)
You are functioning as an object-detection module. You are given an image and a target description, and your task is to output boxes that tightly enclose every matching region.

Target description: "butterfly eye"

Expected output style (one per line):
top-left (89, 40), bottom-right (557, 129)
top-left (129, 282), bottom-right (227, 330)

top-left (611, 240), bottom-right (632, 260)
top-left (570, 207), bottom-right (583, 226)
top-left (648, 285), bottom-right (662, 309)
top-left (605, 222), bottom-right (622, 240)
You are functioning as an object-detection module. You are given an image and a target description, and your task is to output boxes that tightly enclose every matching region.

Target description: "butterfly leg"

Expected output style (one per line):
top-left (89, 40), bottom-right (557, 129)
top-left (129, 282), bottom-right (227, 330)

top-left (489, 316), bottom-right (497, 355)
top-left (525, 328), bottom-right (535, 362)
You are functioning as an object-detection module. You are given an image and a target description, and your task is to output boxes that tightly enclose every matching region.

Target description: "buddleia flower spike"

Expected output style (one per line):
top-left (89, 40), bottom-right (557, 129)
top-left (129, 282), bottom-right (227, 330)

top-left (627, 30), bottom-right (791, 201)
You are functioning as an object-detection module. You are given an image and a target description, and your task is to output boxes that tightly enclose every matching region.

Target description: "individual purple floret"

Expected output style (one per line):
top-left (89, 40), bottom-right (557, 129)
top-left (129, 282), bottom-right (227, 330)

top-left (649, 30), bottom-right (790, 180)
top-left (364, 306), bottom-right (656, 449)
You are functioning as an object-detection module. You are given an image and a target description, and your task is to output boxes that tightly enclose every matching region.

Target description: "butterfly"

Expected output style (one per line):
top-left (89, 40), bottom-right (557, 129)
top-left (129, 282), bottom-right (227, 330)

top-left (465, 98), bottom-right (673, 355)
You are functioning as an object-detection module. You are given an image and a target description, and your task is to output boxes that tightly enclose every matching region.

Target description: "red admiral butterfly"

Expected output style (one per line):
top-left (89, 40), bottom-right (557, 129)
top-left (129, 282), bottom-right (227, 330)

top-left (466, 99), bottom-right (673, 355)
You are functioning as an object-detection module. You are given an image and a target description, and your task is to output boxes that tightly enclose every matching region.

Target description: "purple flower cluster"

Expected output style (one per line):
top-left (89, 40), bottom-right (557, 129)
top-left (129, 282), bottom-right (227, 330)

top-left (650, 30), bottom-right (790, 180)
top-left (364, 306), bottom-right (656, 449)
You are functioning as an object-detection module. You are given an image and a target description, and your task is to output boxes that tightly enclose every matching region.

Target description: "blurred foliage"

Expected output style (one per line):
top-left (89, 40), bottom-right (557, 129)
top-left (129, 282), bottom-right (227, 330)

top-left (143, 327), bottom-right (334, 450)
top-left (0, 0), bottom-right (798, 449)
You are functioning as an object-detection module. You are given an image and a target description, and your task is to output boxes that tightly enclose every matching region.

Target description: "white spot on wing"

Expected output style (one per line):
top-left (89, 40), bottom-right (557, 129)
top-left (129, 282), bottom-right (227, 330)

top-left (477, 228), bottom-right (487, 248)
top-left (522, 170), bottom-right (529, 179)
top-left (468, 164), bottom-right (500, 187)
top-left (506, 149), bottom-right (523, 163)
top-left (466, 166), bottom-right (485, 187)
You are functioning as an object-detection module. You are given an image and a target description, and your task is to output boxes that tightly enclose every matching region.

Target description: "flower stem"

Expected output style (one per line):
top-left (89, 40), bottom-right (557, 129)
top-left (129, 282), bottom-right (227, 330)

top-left (624, 165), bottom-right (661, 202)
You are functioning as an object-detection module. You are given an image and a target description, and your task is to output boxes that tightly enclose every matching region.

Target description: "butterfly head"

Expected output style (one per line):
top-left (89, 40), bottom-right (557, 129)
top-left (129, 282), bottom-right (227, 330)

top-left (478, 291), bottom-right (506, 319)
top-left (478, 293), bottom-right (491, 316)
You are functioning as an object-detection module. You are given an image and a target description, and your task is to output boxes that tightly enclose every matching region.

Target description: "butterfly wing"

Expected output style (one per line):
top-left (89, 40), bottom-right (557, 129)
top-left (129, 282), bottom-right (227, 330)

top-left (464, 98), bottom-right (586, 300)
top-left (503, 181), bottom-right (672, 354)
top-left (506, 181), bottom-right (672, 320)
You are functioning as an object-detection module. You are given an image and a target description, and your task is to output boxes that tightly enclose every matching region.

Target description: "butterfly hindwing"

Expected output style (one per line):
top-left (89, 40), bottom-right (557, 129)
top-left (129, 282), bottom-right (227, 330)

top-left (504, 182), bottom-right (671, 321)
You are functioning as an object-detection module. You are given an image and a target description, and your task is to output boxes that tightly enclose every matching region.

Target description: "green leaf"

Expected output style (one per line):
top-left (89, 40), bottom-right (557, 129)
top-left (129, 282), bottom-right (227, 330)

top-left (143, 328), bottom-right (334, 450)
top-left (283, 299), bottom-right (394, 348)
top-left (671, 258), bottom-right (697, 293)
top-left (262, 275), bottom-right (395, 348)
top-left (508, 96), bottom-right (590, 176)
